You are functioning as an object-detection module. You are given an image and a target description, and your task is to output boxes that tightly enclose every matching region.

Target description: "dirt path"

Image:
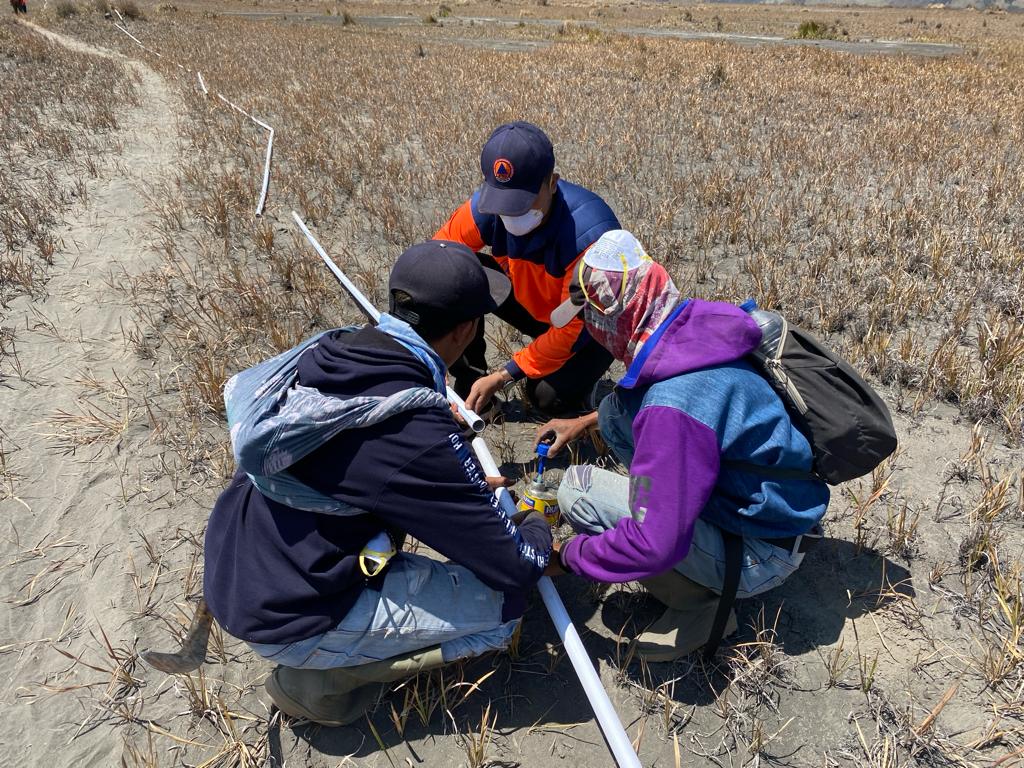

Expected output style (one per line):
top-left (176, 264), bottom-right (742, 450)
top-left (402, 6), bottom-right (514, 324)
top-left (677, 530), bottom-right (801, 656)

top-left (0, 23), bottom-right (179, 768)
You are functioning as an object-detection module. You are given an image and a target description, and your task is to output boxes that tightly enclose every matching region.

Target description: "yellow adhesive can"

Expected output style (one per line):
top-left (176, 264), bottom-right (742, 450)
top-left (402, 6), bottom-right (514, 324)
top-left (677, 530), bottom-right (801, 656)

top-left (518, 479), bottom-right (560, 527)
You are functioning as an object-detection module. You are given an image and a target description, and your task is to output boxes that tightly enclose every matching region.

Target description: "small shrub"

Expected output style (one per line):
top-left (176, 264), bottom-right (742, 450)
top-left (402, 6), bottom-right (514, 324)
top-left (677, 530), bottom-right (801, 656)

top-left (116, 0), bottom-right (143, 19)
top-left (795, 20), bottom-right (837, 39)
top-left (340, 10), bottom-right (354, 25)
top-left (423, 13), bottom-right (437, 24)
top-left (55, 1), bottom-right (78, 18)
top-left (704, 62), bottom-right (727, 88)
top-left (436, 3), bottom-right (452, 18)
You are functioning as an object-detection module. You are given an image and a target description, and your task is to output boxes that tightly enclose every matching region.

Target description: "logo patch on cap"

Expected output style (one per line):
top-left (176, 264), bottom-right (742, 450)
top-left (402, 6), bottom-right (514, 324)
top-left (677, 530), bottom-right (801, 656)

top-left (493, 158), bottom-right (514, 184)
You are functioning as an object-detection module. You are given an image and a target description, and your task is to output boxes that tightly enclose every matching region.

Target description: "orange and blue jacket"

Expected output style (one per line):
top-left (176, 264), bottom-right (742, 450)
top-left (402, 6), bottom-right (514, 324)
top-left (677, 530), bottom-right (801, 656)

top-left (435, 180), bottom-right (619, 380)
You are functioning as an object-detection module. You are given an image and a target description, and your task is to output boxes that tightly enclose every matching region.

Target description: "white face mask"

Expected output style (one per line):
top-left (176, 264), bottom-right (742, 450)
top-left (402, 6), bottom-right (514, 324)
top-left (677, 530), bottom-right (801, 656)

top-left (500, 208), bottom-right (545, 237)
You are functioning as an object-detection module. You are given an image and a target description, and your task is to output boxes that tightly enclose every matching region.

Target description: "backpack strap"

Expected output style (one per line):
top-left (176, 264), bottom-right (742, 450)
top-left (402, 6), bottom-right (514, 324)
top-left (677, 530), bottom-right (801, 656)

top-left (704, 530), bottom-right (743, 659)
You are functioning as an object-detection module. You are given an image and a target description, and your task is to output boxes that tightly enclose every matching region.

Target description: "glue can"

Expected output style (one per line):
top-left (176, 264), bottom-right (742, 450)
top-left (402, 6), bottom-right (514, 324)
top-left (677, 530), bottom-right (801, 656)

top-left (517, 443), bottom-right (560, 527)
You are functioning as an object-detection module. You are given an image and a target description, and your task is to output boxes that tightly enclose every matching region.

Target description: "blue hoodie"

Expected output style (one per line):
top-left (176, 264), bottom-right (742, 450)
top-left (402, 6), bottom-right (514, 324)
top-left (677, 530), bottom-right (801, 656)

top-left (560, 300), bottom-right (830, 583)
top-left (204, 325), bottom-right (553, 645)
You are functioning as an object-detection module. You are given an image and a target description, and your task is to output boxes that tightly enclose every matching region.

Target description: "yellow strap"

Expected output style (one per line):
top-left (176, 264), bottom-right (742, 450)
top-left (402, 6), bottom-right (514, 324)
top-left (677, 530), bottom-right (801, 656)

top-left (578, 251), bottom-right (632, 314)
top-left (359, 554), bottom-right (388, 578)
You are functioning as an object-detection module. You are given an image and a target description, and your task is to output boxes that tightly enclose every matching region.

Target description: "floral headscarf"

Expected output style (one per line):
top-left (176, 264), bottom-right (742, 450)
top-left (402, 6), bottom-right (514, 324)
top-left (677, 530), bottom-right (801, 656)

top-left (573, 231), bottom-right (680, 366)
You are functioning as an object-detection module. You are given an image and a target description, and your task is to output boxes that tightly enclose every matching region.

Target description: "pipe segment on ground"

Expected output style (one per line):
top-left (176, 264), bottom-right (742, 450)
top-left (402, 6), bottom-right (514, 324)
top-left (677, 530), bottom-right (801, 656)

top-left (114, 23), bottom-right (161, 58)
top-left (471, 438), bottom-right (643, 768)
top-left (216, 95), bottom-right (275, 216)
top-left (255, 128), bottom-right (273, 217)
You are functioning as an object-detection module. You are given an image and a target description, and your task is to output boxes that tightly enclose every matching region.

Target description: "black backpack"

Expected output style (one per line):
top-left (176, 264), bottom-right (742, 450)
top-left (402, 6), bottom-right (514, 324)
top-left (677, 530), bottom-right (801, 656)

top-left (740, 301), bottom-right (898, 485)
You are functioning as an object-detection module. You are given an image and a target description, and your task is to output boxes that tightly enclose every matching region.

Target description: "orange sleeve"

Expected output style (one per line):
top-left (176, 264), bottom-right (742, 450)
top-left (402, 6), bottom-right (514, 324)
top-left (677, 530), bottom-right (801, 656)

top-left (434, 200), bottom-right (486, 252)
top-left (510, 261), bottom-right (585, 379)
top-left (512, 317), bottom-right (586, 379)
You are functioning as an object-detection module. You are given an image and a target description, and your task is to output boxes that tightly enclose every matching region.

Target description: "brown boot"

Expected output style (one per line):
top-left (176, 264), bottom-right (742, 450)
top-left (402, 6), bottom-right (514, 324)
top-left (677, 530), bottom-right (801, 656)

top-left (640, 569), bottom-right (712, 610)
top-left (265, 646), bottom-right (446, 726)
top-left (636, 570), bottom-right (737, 662)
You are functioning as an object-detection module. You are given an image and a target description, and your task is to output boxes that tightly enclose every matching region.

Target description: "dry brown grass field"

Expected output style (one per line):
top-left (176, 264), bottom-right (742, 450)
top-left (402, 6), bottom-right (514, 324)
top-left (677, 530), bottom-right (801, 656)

top-left (1, 1), bottom-right (1022, 766)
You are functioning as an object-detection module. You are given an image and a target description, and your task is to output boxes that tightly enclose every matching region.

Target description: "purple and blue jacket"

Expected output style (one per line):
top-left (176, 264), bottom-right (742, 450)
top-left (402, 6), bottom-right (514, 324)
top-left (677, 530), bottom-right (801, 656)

top-left (560, 299), bottom-right (831, 583)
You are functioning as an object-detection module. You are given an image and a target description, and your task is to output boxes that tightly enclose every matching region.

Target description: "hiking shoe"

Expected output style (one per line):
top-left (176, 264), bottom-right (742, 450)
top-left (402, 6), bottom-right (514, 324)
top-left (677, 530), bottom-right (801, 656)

top-left (636, 569), bottom-right (737, 662)
top-left (266, 666), bottom-right (380, 726)
top-left (265, 646), bottom-right (446, 727)
top-left (583, 378), bottom-right (616, 411)
top-left (639, 569), bottom-right (716, 610)
top-left (635, 604), bottom-right (738, 662)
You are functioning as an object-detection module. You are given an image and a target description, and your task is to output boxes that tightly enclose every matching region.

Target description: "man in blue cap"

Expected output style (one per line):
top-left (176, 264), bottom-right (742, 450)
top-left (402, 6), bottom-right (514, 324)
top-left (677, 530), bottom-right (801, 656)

top-left (435, 121), bottom-right (620, 416)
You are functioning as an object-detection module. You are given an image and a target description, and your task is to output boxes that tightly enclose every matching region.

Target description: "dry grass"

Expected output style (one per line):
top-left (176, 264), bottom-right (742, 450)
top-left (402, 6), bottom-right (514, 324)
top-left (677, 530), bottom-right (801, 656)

top-left (46, 6), bottom-right (1024, 443)
top-left (0, 17), bottom-right (137, 307)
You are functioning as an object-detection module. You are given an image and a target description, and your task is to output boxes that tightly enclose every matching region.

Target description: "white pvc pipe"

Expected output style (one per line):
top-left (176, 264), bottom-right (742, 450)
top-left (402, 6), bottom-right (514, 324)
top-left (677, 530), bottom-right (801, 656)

top-left (114, 23), bottom-right (162, 57)
top-left (197, 72), bottom-right (208, 96)
top-left (293, 212), bottom-right (381, 322)
top-left (255, 128), bottom-right (273, 217)
top-left (216, 93), bottom-right (267, 127)
top-left (447, 389), bottom-right (484, 434)
top-left (291, 212), bottom-right (485, 433)
top-left (216, 95), bottom-right (275, 217)
top-left (471, 438), bottom-right (642, 768)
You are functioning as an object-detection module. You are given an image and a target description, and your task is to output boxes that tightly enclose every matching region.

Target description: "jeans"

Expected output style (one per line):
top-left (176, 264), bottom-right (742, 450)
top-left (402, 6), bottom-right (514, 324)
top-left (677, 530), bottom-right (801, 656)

top-left (249, 555), bottom-right (520, 670)
top-left (558, 465), bottom-right (806, 597)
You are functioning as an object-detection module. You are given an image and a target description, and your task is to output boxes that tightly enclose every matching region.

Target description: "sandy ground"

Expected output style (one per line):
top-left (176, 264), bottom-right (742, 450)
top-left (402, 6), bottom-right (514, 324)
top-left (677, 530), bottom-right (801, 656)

top-left (0, 22), bottom-right (182, 767)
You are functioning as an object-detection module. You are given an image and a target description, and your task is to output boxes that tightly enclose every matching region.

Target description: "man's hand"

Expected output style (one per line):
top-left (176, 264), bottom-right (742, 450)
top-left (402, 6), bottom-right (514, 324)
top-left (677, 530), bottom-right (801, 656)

top-left (466, 371), bottom-right (509, 413)
top-left (485, 476), bottom-right (513, 491)
top-left (534, 413), bottom-right (597, 457)
top-left (544, 538), bottom-right (567, 577)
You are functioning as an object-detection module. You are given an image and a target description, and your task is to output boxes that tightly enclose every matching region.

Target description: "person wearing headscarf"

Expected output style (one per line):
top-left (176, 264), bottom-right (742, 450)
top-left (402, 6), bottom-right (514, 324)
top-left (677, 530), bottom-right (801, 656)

top-left (537, 230), bottom-right (829, 661)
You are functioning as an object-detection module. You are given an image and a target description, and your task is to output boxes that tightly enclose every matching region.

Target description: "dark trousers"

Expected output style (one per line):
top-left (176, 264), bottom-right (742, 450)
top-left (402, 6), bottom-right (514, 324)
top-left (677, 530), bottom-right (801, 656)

top-left (450, 253), bottom-right (614, 416)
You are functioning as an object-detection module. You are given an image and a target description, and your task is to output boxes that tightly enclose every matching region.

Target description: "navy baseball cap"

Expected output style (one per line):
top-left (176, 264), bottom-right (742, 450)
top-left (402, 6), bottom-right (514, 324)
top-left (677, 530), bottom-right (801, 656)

top-left (477, 122), bottom-right (555, 216)
top-left (389, 240), bottom-right (511, 328)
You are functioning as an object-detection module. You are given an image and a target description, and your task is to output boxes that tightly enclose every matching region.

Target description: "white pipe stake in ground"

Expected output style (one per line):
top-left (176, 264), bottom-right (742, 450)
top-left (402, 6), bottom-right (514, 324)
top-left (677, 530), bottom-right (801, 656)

top-left (256, 129), bottom-right (274, 217)
top-left (197, 72), bottom-right (208, 96)
top-left (291, 212), bottom-right (485, 432)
